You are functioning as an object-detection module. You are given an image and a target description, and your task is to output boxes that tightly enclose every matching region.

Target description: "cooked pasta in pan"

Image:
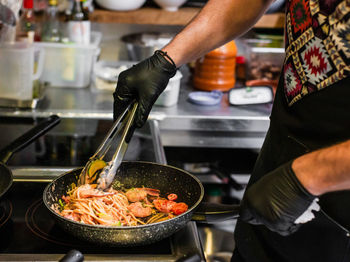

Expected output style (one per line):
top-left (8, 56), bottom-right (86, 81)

top-left (57, 183), bottom-right (188, 226)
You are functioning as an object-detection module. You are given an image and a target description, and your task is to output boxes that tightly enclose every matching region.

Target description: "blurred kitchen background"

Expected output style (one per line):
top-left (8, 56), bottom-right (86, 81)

top-left (0, 0), bottom-right (286, 261)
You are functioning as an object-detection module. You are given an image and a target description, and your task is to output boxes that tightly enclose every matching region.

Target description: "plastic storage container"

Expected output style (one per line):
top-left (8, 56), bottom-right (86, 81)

top-left (246, 46), bottom-right (285, 81)
top-left (92, 60), bottom-right (182, 107)
top-left (35, 32), bottom-right (102, 88)
top-left (244, 38), bottom-right (285, 82)
top-left (155, 71), bottom-right (183, 107)
top-left (121, 32), bottom-right (174, 61)
top-left (92, 60), bottom-right (135, 92)
top-left (0, 42), bottom-right (44, 100)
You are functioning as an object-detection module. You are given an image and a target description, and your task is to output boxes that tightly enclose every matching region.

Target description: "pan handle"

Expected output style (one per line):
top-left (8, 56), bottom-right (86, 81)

top-left (176, 253), bottom-right (202, 262)
top-left (191, 202), bottom-right (240, 223)
top-left (59, 249), bottom-right (84, 262)
top-left (0, 115), bottom-right (61, 163)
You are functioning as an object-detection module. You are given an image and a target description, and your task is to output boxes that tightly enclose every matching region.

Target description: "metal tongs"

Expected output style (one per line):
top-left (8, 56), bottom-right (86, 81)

top-left (78, 102), bottom-right (138, 190)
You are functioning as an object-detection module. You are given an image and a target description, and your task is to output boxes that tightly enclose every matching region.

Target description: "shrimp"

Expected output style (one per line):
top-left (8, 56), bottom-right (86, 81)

top-left (125, 188), bottom-right (160, 202)
top-left (75, 184), bottom-right (115, 198)
top-left (128, 202), bottom-right (152, 218)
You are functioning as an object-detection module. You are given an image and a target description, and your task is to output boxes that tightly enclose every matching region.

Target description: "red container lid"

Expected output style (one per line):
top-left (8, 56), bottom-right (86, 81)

top-left (23, 0), bottom-right (34, 9)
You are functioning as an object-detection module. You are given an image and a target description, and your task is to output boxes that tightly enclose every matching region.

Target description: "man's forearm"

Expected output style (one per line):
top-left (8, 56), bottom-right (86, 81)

top-left (162, 0), bottom-right (274, 67)
top-left (292, 140), bottom-right (350, 196)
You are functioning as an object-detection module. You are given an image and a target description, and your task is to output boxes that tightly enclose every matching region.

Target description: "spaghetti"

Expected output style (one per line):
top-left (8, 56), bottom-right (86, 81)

top-left (57, 184), bottom-right (188, 226)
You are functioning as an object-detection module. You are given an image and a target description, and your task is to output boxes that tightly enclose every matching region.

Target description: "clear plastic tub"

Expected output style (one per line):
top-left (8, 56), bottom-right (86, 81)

top-left (35, 32), bottom-right (102, 88)
top-left (91, 60), bottom-right (135, 92)
top-left (155, 71), bottom-right (183, 107)
top-left (92, 60), bottom-right (182, 107)
top-left (244, 39), bottom-right (285, 82)
top-left (246, 46), bottom-right (285, 81)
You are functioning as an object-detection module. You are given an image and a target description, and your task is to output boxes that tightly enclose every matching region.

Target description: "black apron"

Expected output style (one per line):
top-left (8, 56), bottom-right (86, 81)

top-left (232, 73), bottom-right (350, 262)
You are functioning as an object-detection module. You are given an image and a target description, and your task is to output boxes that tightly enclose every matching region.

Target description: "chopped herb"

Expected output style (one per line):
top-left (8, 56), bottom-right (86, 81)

top-left (112, 180), bottom-right (124, 190)
top-left (111, 221), bottom-right (122, 226)
top-left (59, 199), bottom-right (64, 207)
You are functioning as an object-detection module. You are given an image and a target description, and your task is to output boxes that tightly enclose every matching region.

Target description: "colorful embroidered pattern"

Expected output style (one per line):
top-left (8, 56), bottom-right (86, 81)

top-left (332, 22), bottom-right (350, 58)
top-left (284, 63), bottom-right (303, 98)
top-left (284, 0), bottom-right (350, 105)
top-left (301, 37), bottom-right (332, 85)
top-left (290, 0), bottom-right (312, 33)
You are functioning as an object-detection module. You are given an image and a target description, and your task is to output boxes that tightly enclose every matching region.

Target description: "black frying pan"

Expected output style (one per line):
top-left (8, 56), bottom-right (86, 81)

top-left (0, 115), bottom-right (61, 199)
top-left (43, 161), bottom-right (240, 247)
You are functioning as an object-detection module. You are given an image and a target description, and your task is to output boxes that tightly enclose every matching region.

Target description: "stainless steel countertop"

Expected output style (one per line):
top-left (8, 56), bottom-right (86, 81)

top-left (0, 76), bottom-right (271, 148)
top-left (0, 83), bottom-right (271, 121)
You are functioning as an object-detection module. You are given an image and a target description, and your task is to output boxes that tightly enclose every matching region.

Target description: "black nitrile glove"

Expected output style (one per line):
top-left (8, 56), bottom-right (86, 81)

top-left (113, 50), bottom-right (177, 127)
top-left (240, 160), bottom-right (318, 236)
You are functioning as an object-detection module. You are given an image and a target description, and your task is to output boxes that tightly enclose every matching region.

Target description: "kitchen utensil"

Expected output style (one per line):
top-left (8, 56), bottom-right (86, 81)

top-left (43, 161), bottom-right (239, 246)
top-left (121, 32), bottom-right (174, 61)
top-left (0, 115), bottom-right (60, 199)
top-left (0, 2), bottom-right (16, 26)
top-left (95, 0), bottom-right (146, 11)
top-left (228, 86), bottom-right (274, 105)
top-left (0, 2), bottom-right (17, 43)
top-left (0, 42), bottom-right (45, 100)
top-left (59, 249), bottom-right (84, 262)
top-left (0, 0), bottom-right (22, 19)
top-left (97, 102), bottom-right (138, 190)
top-left (78, 102), bottom-right (138, 189)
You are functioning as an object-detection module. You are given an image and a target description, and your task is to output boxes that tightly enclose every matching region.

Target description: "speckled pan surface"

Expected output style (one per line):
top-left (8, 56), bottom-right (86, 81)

top-left (43, 161), bottom-right (204, 246)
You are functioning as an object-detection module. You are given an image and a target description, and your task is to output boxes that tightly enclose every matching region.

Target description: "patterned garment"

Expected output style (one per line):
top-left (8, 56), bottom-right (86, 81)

top-left (284, 0), bottom-right (350, 105)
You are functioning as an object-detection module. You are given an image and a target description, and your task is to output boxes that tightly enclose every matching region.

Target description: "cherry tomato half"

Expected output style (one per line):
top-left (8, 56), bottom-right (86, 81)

top-left (172, 202), bottom-right (188, 215)
top-left (167, 193), bottom-right (178, 201)
top-left (153, 199), bottom-right (176, 213)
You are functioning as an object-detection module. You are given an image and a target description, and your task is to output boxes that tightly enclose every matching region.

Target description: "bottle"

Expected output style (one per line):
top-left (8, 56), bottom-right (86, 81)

top-left (41, 0), bottom-right (62, 42)
top-left (206, 186), bottom-right (222, 204)
top-left (193, 41), bottom-right (237, 91)
top-left (235, 56), bottom-right (246, 87)
top-left (33, 0), bottom-right (48, 13)
top-left (67, 0), bottom-right (90, 45)
top-left (17, 0), bottom-right (40, 43)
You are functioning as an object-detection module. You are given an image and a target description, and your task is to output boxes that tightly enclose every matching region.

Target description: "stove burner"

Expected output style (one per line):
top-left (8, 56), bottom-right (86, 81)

top-left (0, 199), bottom-right (12, 228)
top-left (25, 199), bottom-right (172, 254)
top-left (25, 198), bottom-right (90, 248)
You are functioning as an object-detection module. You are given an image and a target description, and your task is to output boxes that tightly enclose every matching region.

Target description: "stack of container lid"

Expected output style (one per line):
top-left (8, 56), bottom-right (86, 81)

top-left (193, 40), bottom-right (237, 91)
